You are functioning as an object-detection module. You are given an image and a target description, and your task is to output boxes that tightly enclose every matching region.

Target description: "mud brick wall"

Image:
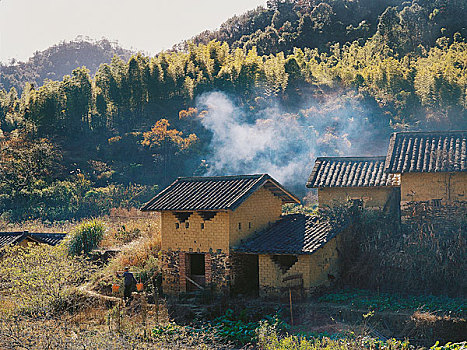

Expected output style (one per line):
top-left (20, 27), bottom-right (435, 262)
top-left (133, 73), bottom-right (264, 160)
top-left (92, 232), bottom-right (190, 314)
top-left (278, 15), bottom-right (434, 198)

top-left (318, 187), bottom-right (395, 209)
top-left (161, 211), bottom-right (230, 252)
top-left (257, 236), bottom-right (341, 297)
top-left (400, 172), bottom-right (467, 204)
top-left (229, 187), bottom-right (283, 246)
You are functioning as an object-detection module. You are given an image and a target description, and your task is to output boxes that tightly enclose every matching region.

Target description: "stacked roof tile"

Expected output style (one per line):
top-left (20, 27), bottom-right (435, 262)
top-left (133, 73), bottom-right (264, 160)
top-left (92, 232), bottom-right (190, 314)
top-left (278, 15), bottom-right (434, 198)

top-left (307, 157), bottom-right (395, 188)
top-left (234, 214), bottom-right (345, 255)
top-left (0, 232), bottom-right (24, 249)
top-left (385, 131), bottom-right (467, 173)
top-left (0, 232), bottom-right (66, 249)
top-left (141, 174), bottom-right (299, 211)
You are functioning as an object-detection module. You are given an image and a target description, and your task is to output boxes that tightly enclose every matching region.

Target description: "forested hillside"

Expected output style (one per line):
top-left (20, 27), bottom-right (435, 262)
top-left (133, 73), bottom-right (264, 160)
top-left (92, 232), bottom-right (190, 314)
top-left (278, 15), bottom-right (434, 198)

top-left (1, 0), bottom-right (466, 222)
top-left (186, 0), bottom-right (467, 56)
top-left (0, 38), bottom-right (133, 93)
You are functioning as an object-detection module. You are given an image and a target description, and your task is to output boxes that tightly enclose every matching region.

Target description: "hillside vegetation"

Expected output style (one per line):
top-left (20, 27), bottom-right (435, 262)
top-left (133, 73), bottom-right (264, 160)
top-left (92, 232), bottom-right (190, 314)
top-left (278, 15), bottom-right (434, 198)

top-left (1, 0), bottom-right (467, 222)
top-left (0, 38), bottom-right (133, 93)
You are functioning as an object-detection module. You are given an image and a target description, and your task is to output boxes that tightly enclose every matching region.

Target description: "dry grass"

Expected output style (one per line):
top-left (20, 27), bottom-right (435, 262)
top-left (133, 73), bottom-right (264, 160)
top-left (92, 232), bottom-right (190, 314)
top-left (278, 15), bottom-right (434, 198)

top-left (99, 214), bottom-right (161, 249)
top-left (0, 218), bottom-right (74, 233)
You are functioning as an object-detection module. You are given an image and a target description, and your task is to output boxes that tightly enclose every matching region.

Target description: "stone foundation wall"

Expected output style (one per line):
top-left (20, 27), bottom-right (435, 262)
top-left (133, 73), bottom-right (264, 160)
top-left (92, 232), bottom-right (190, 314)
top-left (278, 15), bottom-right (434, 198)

top-left (401, 200), bottom-right (467, 224)
top-left (161, 250), bottom-right (181, 295)
top-left (161, 249), bottom-right (231, 295)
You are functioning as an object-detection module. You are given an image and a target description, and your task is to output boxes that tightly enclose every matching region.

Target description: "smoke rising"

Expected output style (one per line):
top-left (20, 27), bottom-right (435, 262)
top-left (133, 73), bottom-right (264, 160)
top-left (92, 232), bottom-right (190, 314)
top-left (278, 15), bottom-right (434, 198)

top-left (196, 91), bottom-right (387, 194)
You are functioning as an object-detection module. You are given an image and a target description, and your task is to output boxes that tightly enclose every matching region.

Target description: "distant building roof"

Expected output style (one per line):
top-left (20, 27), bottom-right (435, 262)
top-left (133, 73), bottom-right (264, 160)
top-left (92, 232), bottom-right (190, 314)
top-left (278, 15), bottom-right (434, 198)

top-left (307, 157), bottom-right (397, 188)
top-left (0, 232), bottom-right (66, 249)
top-left (385, 131), bottom-right (467, 173)
top-left (233, 214), bottom-right (345, 255)
top-left (141, 174), bottom-right (300, 212)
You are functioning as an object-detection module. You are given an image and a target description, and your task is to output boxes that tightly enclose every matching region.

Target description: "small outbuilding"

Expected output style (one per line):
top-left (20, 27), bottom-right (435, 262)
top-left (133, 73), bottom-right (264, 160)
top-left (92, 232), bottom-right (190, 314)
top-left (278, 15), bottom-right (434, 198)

top-left (234, 213), bottom-right (347, 296)
top-left (307, 156), bottom-right (400, 210)
top-left (384, 131), bottom-right (467, 206)
top-left (0, 231), bottom-right (67, 250)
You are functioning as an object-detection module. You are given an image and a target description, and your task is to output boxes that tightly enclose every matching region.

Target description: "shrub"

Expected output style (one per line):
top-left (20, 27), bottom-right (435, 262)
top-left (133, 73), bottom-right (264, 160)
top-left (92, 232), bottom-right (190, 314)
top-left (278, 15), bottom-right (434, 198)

top-left (0, 244), bottom-right (89, 316)
top-left (68, 219), bottom-right (105, 256)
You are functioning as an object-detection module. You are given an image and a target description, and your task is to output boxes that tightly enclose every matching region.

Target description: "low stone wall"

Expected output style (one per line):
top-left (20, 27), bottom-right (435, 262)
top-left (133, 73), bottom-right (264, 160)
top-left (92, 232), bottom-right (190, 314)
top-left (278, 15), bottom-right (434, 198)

top-left (402, 200), bottom-right (467, 224)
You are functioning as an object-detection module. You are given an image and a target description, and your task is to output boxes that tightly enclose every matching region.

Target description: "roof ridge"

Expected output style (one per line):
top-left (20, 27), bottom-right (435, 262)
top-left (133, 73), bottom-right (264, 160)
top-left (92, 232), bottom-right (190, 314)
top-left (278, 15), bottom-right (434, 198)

top-left (176, 174), bottom-right (267, 181)
top-left (141, 173), bottom-right (299, 211)
top-left (224, 174), bottom-right (270, 210)
top-left (393, 130), bottom-right (467, 136)
top-left (315, 156), bottom-right (386, 161)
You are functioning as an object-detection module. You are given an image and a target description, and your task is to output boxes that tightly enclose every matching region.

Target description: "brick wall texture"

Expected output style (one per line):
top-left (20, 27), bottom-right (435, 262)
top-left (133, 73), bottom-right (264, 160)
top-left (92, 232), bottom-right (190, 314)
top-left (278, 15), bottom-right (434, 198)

top-left (400, 172), bottom-right (467, 204)
top-left (318, 187), bottom-right (394, 209)
top-left (258, 237), bottom-right (341, 296)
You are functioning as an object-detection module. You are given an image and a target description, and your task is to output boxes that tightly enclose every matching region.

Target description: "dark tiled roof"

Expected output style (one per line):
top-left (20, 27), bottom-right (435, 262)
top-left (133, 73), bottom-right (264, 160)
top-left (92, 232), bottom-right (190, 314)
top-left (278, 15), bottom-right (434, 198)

top-left (385, 131), bottom-right (467, 173)
top-left (0, 232), bottom-right (66, 249)
top-left (234, 214), bottom-right (345, 255)
top-left (29, 233), bottom-right (67, 246)
top-left (0, 232), bottom-right (23, 249)
top-left (307, 157), bottom-right (396, 188)
top-left (141, 174), bottom-right (299, 211)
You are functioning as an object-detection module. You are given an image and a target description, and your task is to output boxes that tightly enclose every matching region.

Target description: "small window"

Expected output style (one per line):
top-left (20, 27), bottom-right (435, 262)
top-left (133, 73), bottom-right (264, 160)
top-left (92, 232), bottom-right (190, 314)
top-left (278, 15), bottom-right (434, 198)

top-left (432, 199), bottom-right (441, 207)
top-left (175, 223), bottom-right (179, 229)
top-left (201, 223), bottom-right (205, 230)
top-left (185, 222), bottom-right (189, 229)
top-left (248, 222), bottom-right (251, 229)
top-left (238, 222), bottom-right (241, 230)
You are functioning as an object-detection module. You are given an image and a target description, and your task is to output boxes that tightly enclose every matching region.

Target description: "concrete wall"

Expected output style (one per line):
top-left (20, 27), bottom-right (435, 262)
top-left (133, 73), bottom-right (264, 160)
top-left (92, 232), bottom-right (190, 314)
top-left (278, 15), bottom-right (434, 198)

top-left (318, 187), bottom-right (394, 209)
top-left (400, 172), bottom-right (467, 204)
top-left (257, 237), bottom-right (341, 297)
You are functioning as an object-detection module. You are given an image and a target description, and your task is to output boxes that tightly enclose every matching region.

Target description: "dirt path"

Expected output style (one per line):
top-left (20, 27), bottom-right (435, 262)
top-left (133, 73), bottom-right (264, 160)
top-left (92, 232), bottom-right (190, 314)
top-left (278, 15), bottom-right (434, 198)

top-left (78, 283), bottom-right (121, 303)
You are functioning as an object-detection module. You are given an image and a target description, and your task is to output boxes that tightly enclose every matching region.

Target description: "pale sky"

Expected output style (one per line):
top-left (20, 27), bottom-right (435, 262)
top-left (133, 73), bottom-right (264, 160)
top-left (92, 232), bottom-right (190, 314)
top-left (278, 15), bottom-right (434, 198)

top-left (0, 0), bottom-right (266, 63)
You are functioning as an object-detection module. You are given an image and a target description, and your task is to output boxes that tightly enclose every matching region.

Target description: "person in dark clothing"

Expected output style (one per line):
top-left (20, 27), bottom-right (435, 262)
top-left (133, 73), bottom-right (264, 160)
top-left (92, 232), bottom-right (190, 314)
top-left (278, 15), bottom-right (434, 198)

top-left (118, 266), bottom-right (137, 305)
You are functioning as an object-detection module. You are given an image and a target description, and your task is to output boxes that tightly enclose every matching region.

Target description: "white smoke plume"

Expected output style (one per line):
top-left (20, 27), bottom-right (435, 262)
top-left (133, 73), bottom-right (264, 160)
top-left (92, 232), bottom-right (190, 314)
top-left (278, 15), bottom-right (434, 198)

top-left (196, 91), bottom-right (387, 193)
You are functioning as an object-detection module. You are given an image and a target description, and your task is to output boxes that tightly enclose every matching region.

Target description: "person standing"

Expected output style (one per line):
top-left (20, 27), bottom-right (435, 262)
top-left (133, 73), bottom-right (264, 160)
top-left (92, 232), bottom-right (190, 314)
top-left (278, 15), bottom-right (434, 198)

top-left (117, 266), bottom-right (137, 305)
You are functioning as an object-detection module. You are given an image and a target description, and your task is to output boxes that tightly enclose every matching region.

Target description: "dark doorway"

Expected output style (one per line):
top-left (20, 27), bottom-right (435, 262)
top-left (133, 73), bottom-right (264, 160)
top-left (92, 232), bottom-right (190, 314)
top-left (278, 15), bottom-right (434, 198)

top-left (232, 254), bottom-right (259, 296)
top-left (187, 253), bottom-right (205, 291)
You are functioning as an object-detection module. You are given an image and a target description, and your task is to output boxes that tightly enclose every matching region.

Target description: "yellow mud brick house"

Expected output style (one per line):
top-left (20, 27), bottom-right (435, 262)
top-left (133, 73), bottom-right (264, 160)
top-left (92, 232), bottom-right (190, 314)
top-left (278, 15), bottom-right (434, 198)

top-left (141, 174), bottom-right (299, 295)
top-left (141, 174), bottom-right (347, 296)
top-left (306, 156), bottom-right (400, 210)
top-left (384, 131), bottom-right (467, 207)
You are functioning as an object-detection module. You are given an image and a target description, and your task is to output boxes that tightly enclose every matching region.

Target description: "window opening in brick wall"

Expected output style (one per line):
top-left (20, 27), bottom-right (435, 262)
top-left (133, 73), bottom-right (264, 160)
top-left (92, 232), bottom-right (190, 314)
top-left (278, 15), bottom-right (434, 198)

top-left (198, 211), bottom-right (217, 221)
top-left (175, 223), bottom-right (179, 229)
top-left (431, 198), bottom-right (442, 207)
top-left (272, 255), bottom-right (298, 274)
top-left (174, 212), bottom-right (192, 223)
top-left (185, 222), bottom-right (189, 229)
top-left (238, 222), bottom-right (241, 230)
top-left (249, 222), bottom-right (251, 229)
top-left (201, 223), bottom-right (205, 230)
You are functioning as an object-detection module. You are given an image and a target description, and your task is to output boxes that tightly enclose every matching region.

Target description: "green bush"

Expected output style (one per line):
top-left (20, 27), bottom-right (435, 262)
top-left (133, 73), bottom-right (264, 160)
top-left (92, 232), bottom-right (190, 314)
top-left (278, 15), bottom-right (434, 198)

top-left (68, 219), bottom-right (105, 256)
top-left (0, 244), bottom-right (89, 316)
